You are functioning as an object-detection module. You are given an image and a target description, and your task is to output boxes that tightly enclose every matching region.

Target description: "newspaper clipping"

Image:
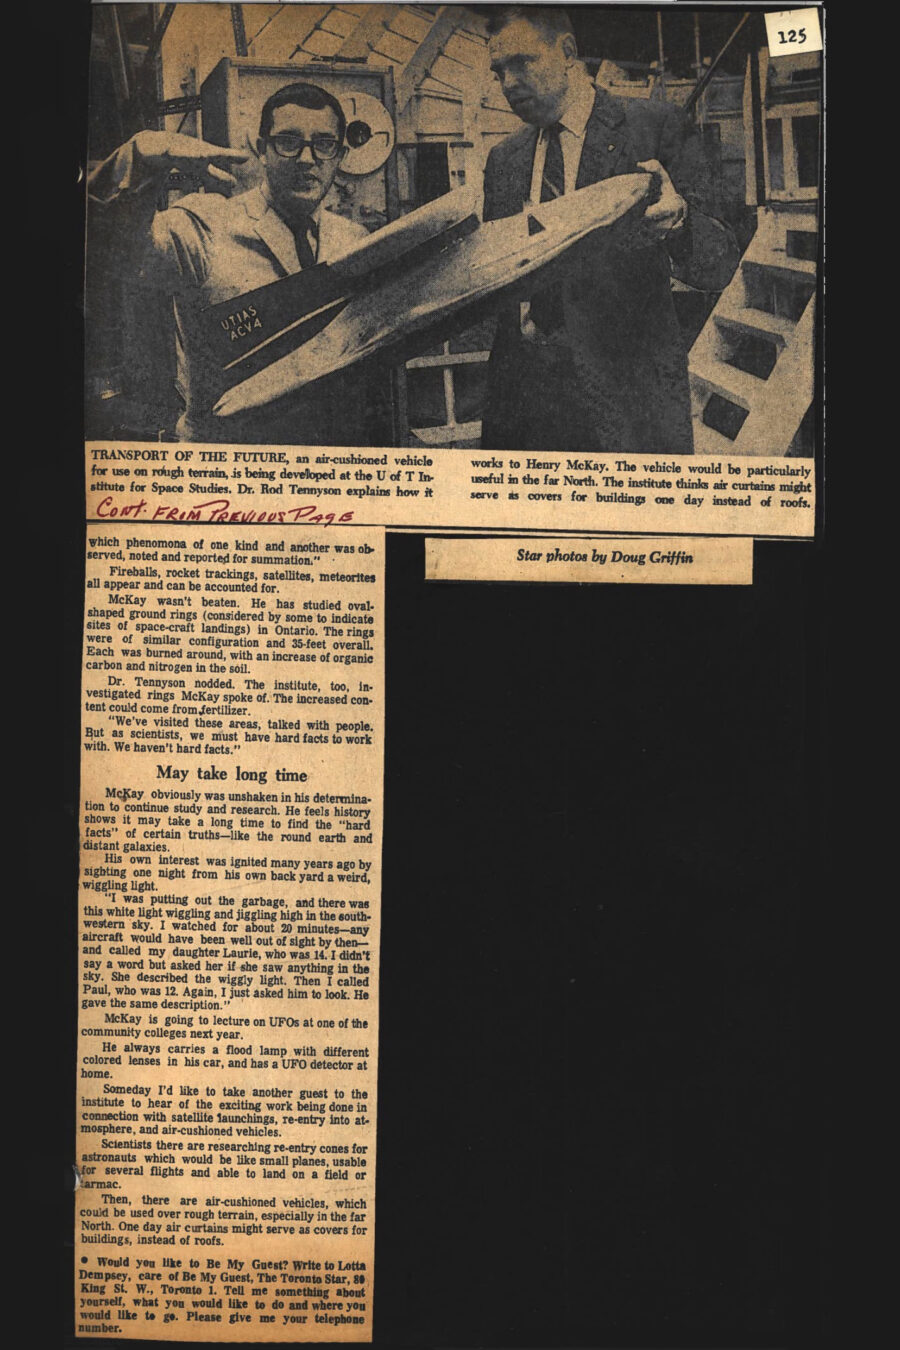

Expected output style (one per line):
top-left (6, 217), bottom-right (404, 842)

top-left (76, 2), bottom-right (822, 1340)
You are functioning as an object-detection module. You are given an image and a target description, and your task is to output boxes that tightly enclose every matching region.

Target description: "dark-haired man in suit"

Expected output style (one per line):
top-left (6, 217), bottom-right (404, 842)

top-left (88, 82), bottom-right (370, 444)
top-left (481, 6), bottom-right (739, 455)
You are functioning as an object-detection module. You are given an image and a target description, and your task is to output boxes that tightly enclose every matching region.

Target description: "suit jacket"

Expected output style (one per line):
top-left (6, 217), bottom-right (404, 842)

top-left (88, 143), bottom-right (369, 443)
top-left (481, 87), bottom-right (739, 455)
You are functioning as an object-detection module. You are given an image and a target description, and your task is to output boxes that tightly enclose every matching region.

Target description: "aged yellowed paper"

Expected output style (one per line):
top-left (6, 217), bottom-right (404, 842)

top-left (85, 443), bottom-right (813, 539)
top-left (77, 523), bottom-right (383, 1340)
top-left (424, 534), bottom-right (753, 584)
top-left (77, 5), bottom-right (823, 1341)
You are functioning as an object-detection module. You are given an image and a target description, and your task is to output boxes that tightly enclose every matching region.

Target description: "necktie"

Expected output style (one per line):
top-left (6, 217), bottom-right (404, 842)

top-left (531, 123), bottom-right (566, 332)
top-left (540, 122), bottom-right (565, 202)
top-left (292, 218), bottom-right (318, 270)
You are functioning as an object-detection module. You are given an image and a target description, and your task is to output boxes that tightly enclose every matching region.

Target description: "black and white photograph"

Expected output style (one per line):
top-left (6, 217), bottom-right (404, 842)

top-left (67, 7), bottom-right (830, 1348)
top-left (86, 2), bottom-right (821, 456)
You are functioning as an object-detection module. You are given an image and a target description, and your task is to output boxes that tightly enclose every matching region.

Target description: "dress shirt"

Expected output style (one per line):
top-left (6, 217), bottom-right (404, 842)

top-left (521, 71), bottom-right (597, 334)
top-left (528, 70), bottom-right (597, 202)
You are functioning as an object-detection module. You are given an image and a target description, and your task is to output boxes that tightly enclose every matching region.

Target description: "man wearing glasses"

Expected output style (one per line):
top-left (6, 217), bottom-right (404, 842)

top-left (88, 82), bottom-right (370, 444)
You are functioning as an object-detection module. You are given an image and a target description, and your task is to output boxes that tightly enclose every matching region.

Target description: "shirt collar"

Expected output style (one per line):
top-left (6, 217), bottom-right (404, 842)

top-left (555, 69), bottom-right (596, 140)
top-left (261, 184), bottom-right (322, 231)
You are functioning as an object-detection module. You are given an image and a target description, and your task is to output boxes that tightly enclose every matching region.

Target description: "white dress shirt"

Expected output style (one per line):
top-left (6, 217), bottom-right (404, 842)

top-left (528, 70), bottom-right (597, 203)
top-left (521, 71), bottom-right (596, 334)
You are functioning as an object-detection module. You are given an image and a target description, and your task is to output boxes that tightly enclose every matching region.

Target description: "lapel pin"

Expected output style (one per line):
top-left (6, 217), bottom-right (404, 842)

top-left (608, 144), bottom-right (616, 152)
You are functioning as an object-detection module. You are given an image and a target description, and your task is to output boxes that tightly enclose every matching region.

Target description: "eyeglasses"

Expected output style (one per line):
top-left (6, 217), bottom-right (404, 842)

top-left (266, 133), bottom-right (342, 162)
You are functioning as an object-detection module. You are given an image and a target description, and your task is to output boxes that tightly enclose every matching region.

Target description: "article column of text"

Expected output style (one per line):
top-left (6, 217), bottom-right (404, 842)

top-left (76, 523), bottom-right (384, 1341)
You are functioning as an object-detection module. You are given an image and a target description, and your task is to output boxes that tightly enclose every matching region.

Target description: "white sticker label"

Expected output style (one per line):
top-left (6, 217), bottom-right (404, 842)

top-left (764, 9), bottom-right (823, 57)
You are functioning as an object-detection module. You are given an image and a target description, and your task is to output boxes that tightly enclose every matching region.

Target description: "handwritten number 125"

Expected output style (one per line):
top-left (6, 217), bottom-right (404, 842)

top-left (777, 28), bottom-right (807, 44)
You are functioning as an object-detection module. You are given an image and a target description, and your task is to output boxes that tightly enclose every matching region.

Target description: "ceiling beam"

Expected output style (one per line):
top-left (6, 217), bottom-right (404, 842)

top-left (285, 4), bottom-right (333, 59)
top-left (396, 6), bottom-right (465, 113)
top-left (335, 5), bottom-right (401, 60)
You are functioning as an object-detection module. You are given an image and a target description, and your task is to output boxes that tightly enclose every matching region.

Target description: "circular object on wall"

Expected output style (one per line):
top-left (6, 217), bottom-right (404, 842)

top-left (338, 92), bottom-right (396, 176)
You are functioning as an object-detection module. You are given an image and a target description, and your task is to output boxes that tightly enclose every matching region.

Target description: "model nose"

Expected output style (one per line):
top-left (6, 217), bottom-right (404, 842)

top-left (298, 143), bottom-right (315, 164)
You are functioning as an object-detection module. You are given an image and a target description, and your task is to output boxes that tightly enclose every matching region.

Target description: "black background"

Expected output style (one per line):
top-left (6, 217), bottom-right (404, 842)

top-left (62, 4), bottom-right (829, 1347)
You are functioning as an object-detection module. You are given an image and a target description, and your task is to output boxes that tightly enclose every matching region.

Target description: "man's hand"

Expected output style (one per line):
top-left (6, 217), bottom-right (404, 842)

top-left (635, 158), bottom-right (688, 237)
top-left (132, 131), bottom-right (249, 192)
